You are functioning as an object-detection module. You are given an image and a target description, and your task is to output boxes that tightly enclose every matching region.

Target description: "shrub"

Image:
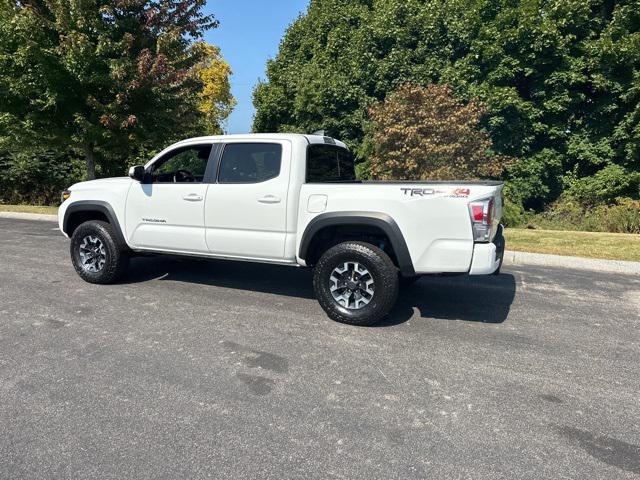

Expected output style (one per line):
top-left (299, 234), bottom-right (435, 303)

top-left (500, 184), bottom-right (526, 228)
top-left (366, 84), bottom-right (513, 181)
top-left (0, 150), bottom-right (84, 205)
top-left (501, 199), bottom-right (525, 228)
top-left (564, 165), bottom-right (640, 208)
top-left (538, 198), bottom-right (586, 230)
top-left (585, 199), bottom-right (640, 234)
top-left (523, 196), bottom-right (640, 234)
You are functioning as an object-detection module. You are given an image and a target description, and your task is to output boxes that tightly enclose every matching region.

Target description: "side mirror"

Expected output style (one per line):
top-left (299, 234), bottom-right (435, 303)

top-left (129, 165), bottom-right (145, 182)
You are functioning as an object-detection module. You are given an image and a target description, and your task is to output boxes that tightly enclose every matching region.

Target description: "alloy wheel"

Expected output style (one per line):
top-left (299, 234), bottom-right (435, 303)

top-left (329, 261), bottom-right (375, 310)
top-left (78, 235), bottom-right (107, 273)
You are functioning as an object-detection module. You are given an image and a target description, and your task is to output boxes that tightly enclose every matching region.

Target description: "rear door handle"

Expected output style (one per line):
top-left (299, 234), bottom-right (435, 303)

top-left (183, 193), bottom-right (203, 202)
top-left (257, 195), bottom-right (281, 204)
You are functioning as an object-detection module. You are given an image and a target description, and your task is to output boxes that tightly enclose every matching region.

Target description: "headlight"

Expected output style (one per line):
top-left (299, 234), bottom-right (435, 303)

top-left (61, 190), bottom-right (71, 203)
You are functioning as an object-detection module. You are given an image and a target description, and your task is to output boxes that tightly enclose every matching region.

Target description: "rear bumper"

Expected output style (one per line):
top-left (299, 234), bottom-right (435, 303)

top-left (469, 225), bottom-right (505, 275)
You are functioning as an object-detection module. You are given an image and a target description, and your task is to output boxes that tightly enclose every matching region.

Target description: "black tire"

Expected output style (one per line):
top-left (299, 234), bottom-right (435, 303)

top-left (70, 220), bottom-right (129, 284)
top-left (399, 274), bottom-right (422, 287)
top-left (313, 241), bottom-right (399, 326)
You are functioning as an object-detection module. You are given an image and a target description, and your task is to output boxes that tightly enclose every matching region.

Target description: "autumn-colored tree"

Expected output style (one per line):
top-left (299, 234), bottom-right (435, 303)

top-left (367, 84), bottom-right (512, 181)
top-left (0, 0), bottom-right (233, 181)
top-left (193, 42), bottom-right (236, 135)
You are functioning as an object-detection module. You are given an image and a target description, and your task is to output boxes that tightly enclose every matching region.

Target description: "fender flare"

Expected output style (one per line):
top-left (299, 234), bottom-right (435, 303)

top-left (299, 211), bottom-right (415, 276)
top-left (62, 200), bottom-right (127, 246)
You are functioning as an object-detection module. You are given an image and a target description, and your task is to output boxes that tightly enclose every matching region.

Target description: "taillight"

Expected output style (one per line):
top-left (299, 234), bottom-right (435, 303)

top-left (469, 198), bottom-right (494, 242)
top-left (470, 204), bottom-right (484, 222)
top-left (486, 199), bottom-right (493, 225)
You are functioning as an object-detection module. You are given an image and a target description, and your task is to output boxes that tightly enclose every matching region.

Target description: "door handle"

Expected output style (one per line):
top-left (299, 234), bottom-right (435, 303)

top-left (183, 193), bottom-right (203, 202)
top-left (257, 195), bottom-right (281, 204)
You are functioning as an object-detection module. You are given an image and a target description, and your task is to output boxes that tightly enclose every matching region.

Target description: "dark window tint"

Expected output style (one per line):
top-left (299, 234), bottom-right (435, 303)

top-left (306, 145), bottom-right (356, 183)
top-left (218, 143), bottom-right (282, 183)
top-left (152, 145), bottom-right (211, 183)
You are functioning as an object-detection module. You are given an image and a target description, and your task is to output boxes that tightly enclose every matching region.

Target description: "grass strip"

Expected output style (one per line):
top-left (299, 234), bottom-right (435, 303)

top-left (505, 228), bottom-right (640, 262)
top-left (0, 204), bottom-right (58, 215)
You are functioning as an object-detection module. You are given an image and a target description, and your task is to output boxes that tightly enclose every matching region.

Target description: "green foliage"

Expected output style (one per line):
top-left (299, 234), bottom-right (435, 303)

top-left (563, 164), bottom-right (640, 207)
top-left (533, 197), bottom-right (588, 230)
top-left (0, 0), bottom-right (232, 188)
top-left (586, 199), bottom-right (640, 233)
top-left (254, 0), bottom-right (640, 211)
top-left (0, 148), bottom-right (84, 204)
top-left (523, 196), bottom-right (640, 233)
top-left (501, 198), bottom-right (527, 228)
top-left (505, 149), bottom-right (565, 210)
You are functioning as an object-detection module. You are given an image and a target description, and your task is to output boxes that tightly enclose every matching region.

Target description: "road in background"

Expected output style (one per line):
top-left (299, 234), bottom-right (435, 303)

top-left (1, 218), bottom-right (639, 479)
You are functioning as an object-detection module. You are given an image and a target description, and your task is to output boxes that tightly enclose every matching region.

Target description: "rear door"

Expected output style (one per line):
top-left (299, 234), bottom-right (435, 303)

top-left (125, 143), bottom-right (215, 253)
top-left (204, 141), bottom-right (290, 259)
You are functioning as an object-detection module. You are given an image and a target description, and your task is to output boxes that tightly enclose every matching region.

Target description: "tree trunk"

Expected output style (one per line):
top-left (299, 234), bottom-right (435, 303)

top-left (84, 142), bottom-right (96, 180)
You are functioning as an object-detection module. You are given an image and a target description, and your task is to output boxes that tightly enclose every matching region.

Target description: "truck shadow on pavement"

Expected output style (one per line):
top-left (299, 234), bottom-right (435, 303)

top-left (381, 273), bottom-right (516, 326)
top-left (123, 256), bottom-right (516, 326)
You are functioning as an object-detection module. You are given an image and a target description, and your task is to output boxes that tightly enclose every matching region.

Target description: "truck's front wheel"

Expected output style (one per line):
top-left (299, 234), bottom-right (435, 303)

top-left (313, 242), bottom-right (399, 326)
top-left (70, 220), bottom-right (129, 284)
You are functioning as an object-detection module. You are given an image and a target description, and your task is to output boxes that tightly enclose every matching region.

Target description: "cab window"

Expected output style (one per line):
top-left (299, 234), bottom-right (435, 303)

top-left (218, 143), bottom-right (282, 183)
top-left (151, 145), bottom-right (211, 183)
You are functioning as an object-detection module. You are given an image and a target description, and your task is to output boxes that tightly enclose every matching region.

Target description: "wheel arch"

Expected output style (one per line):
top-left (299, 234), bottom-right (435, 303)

top-left (299, 212), bottom-right (415, 276)
top-left (63, 201), bottom-right (127, 247)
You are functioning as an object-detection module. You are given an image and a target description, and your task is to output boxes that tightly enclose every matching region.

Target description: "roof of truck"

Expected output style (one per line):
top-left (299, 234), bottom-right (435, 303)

top-left (173, 133), bottom-right (348, 150)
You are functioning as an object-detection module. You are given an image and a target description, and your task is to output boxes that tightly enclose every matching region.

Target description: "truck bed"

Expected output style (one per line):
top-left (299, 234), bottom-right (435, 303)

top-left (297, 181), bottom-right (504, 274)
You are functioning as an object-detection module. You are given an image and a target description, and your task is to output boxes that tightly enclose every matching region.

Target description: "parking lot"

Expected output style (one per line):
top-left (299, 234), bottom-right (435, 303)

top-left (1, 217), bottom-right (639, 479)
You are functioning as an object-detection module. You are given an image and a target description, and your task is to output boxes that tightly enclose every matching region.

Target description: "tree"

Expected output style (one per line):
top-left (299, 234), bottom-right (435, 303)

top-left (0, 0), bottom-right (233, 180)
top-left (192, 42), bottom-right (236, 135)
top-left (253, 0), bottom-right (640, 210)
top-left (367, 84), bottom-right (511, 180)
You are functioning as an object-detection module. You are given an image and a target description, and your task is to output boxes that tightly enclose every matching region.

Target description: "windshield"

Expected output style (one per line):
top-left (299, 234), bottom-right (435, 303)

top-left (306, 144), bottom-right (356, 183)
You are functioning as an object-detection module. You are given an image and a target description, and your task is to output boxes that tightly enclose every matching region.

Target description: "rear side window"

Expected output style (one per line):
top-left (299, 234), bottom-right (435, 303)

top-left (306, 145), bottom-right (356, 183)
top-left (218, 143), bottom-right (282, 183)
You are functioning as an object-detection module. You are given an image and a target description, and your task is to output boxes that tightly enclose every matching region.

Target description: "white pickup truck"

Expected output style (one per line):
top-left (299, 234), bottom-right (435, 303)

top-left (59, 133), bottom-right (505, 326)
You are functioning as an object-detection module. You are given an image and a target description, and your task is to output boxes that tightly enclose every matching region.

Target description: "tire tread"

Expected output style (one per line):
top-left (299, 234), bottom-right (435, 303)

top-left (70, 220), bottom-right (129, 284)
top-left (313, 241), bottom-right (399, 326)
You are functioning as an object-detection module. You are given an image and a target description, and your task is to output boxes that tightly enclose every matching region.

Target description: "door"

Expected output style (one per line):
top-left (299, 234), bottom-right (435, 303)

top-left (125, 144), bottom-right (213, 253)
top-left (204, 141), bottom-right (290, 259)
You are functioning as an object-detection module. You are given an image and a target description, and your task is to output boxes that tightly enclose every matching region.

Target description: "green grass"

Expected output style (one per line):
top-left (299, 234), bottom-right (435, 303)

top-left (0, 204), bottom-right (58, 215)
top-left (505, 228), bottom-right (640, 262)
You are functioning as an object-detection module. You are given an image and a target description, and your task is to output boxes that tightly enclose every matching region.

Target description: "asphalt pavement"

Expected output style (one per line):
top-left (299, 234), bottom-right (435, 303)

top-left (1, 217), bottom-right (639, 479)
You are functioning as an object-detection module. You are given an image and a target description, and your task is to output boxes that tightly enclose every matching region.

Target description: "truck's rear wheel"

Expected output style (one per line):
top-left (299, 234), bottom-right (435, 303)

top-left (313, 241), bottom-right (399, 326)
top-left (70, 220), bottom-right (129, 284)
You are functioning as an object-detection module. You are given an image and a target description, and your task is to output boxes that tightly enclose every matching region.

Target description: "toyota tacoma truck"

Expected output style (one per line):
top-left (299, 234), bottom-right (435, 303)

top-left (58, 133), bottom-right (505, 326)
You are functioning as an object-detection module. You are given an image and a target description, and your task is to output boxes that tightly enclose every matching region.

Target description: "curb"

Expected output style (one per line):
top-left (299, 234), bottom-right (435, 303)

top-left (2, 211), bottom-right (638, 275)
top-left (0, 211), bottom-right (58, 222)
top-left (503, 250), bottom-right (640, 276)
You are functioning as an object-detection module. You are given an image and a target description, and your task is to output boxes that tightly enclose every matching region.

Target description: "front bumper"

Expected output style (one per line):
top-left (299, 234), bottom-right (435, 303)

top-left (469, 225), bottom-right (505, 275)
top-left (58, 200), bottom-right (69, 238)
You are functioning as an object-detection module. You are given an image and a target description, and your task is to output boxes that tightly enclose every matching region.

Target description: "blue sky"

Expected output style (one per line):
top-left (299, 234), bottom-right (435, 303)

top-left (203, 0), bottom-right (310, 134)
